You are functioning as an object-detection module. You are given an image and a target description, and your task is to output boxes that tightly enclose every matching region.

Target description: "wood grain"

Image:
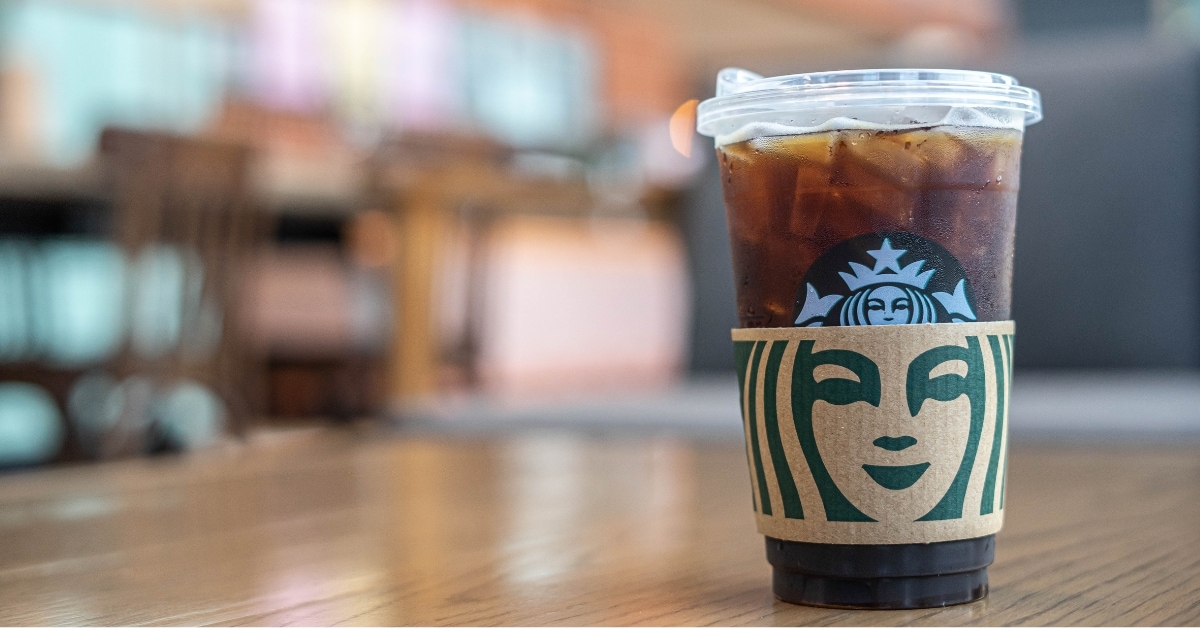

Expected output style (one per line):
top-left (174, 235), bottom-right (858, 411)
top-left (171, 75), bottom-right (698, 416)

top-left (0, 430), bottom-right (1197, 626)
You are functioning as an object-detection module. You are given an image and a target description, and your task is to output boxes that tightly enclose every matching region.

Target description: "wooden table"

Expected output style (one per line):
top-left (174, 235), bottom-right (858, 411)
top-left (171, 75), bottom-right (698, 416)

top-left (0, 430), bottom-right (1197, 626)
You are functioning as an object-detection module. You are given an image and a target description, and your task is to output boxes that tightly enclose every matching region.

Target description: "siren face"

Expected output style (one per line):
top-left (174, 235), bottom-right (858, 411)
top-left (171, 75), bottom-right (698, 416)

top-left (810, 343), bottom-right (972, 521)
top-left (718, 125), bottom-right (1021, 328)
top-left (866, 286), bottom-right (910, 325)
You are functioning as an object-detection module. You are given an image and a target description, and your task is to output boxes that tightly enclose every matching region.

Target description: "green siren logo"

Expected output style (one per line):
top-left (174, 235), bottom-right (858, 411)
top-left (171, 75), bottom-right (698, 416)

top-left (732, 322), bottom-right (1014, 543)
top-left (794, 232), bottom-right (977, 327)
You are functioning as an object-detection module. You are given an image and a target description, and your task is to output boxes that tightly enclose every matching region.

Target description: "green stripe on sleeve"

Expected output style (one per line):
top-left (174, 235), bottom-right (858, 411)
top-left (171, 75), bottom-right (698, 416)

top-left (762, 341), bottom-right (803, 519)
top-left (980, 335), bottom-right (1008, 515)
top-left (746, 340), bottom-right (772, 515)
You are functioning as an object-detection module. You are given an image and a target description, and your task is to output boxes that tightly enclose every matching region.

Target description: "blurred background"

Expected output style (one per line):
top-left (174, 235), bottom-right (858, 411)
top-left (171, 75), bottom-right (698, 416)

top-left (1, 0), bottom-right (1198, 469)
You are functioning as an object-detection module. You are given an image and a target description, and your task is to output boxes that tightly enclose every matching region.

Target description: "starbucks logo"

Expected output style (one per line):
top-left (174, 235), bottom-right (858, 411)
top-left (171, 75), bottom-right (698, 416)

top-left (794, 232), bottom-right (977, 327)
top-left (732, 322), bottom-right (1015, 543)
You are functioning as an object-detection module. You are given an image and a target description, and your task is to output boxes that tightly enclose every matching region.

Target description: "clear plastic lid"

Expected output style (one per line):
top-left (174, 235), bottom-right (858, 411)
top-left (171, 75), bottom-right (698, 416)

top-left (696, 68), bottom-right (1042, 143)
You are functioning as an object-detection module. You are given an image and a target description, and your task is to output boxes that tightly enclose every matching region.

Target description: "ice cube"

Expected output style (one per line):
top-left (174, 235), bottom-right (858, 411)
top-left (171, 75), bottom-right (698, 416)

top-left (831, 128), bottom-right (929, 190)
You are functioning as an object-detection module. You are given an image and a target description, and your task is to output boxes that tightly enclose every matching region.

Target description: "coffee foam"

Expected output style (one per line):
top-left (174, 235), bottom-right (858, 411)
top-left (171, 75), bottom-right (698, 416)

top-left (714, 106), bottom-right (1023, 147)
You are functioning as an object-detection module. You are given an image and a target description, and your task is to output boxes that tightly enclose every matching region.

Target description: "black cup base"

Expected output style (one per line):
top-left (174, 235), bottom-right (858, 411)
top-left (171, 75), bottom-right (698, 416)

top-left (772, 566), bottom-right (988, 609)
top-left (766, 535), bottom-right (994, 610)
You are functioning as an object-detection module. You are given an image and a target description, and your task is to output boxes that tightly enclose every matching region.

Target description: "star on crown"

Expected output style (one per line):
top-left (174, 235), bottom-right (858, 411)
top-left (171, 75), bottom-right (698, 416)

top-left (838, 238), bottom-right (935, 291)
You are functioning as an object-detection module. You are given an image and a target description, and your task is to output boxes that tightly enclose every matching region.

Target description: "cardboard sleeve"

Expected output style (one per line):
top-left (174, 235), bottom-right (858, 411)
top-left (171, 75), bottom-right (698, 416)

top-left (732, 321), bottom-right (1014, 545)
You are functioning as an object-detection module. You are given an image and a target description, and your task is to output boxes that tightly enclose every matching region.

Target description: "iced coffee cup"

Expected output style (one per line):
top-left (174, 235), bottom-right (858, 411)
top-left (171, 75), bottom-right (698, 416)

top-left (696, 69), bottom-right (1042, 609)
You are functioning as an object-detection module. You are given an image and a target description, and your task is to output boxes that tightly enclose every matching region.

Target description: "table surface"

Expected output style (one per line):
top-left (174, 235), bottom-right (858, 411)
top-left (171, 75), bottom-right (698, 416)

top-left (1, 430), bottom-right (1198, 626)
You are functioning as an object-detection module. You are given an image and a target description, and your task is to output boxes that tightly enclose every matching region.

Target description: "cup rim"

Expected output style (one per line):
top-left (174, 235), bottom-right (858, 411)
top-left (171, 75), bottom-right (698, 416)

top-left (696, 67), bottom-right (1042, 138)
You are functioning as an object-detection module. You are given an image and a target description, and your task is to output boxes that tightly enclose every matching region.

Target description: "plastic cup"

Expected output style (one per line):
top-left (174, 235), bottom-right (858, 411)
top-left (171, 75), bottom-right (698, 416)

top-left (697, 69), bottom-right (1042, 609)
